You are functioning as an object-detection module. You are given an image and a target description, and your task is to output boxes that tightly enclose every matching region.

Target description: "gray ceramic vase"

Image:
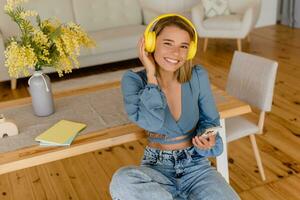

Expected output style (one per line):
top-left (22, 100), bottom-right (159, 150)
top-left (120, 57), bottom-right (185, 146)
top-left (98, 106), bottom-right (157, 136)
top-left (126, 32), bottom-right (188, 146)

top-left (28, 71), bottom-right (55, 117)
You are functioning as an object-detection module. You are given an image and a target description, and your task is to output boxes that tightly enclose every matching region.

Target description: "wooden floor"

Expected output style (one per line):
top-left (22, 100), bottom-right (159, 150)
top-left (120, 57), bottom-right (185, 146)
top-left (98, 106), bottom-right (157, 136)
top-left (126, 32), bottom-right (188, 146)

top-left (0, 24), bottom-right (299, 200)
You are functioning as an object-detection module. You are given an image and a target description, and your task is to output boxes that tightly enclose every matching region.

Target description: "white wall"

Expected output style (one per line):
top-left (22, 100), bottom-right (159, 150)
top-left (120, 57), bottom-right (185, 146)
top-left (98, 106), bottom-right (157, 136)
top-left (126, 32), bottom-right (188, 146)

top-left (255, 0), bottom-right (278, 27)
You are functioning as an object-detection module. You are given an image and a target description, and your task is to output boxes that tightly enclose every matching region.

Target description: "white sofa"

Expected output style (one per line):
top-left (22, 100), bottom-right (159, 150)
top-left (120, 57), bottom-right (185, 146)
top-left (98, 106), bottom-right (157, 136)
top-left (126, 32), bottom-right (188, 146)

top-left (0, 0), bottom-right (146, 88)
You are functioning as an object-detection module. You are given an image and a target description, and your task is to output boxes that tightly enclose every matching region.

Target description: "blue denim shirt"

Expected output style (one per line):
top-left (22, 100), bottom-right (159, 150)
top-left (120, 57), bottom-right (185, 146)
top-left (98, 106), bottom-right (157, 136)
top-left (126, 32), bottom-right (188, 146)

top-left (121, 65), bottom-right (223, 157)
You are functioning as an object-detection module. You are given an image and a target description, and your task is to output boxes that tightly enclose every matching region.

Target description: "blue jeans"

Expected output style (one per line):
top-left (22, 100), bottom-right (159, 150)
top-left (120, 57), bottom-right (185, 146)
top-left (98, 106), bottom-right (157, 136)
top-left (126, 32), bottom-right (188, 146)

top-left (110, 146), bottom-right (240, 200)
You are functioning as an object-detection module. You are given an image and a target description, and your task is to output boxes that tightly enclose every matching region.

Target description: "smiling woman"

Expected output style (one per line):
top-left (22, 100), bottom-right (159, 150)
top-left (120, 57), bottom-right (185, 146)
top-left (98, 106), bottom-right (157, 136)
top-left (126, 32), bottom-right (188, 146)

top-left (144, 14), bottom-right (198, 84)
top-left (109, 14), bottom-right (241, 200)
top-left (154, 26), bottom-right (190, 72)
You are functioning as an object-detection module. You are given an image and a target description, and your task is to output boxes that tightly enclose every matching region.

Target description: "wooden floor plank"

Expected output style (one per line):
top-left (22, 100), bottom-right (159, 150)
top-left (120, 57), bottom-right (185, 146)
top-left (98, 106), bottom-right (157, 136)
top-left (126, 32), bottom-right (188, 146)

top-left (24, 167), bottom-right (56, 200)
top-left (60, 157), bottom-right (100, 200)
top-left (7, 170), bottom-right (35, 200)
top-left (76, 153), bottom-right (112, 200)
top-left (42, 161), bottom-right (80, 200)
top-left (239, 175), bottom-right (300, 200)
top-left (0, 174), bottom-right (12, 200)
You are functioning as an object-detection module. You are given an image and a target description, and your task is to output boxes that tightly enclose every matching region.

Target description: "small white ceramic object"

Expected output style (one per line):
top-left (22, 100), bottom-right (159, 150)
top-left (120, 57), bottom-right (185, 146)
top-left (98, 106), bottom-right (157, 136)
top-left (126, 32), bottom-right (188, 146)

top-left (0, 114), bottom-right (19, 138)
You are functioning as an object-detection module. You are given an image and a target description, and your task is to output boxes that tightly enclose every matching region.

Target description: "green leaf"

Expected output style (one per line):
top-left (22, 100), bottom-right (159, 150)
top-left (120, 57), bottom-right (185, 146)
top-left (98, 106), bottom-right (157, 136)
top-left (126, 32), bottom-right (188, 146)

top-left (36, 15), bottom-right (41, 27)
top-left (49, 26), bottom-right (62, 40)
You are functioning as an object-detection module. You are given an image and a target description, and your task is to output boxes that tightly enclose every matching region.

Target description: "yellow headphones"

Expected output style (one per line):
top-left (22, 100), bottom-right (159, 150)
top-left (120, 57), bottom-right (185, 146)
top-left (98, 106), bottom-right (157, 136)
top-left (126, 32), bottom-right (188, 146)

top-left (144, 13), bottom-right (198, 60)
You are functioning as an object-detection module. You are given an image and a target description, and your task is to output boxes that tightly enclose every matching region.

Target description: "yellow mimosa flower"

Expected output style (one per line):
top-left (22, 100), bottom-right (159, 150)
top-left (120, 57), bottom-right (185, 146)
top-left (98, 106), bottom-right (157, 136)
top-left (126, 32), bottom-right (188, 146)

top-left (3, 0), bottom-right (95, 78)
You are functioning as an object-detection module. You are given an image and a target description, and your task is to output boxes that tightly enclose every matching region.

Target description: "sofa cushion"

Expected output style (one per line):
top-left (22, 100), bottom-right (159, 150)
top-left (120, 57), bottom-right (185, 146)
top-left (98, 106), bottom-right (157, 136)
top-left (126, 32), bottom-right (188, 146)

top-left (72, 0), bottom-right (142, 32)
top-left (25, 0), bottom-right (75, 22)
top-left (0, 0), bottom-right (74, 39)
top-left (80, 25), bottom-right (146, 57)
top-left (203, 14), bottom-right (243, 30)
top-left (202, 0), bottom-right (230, 18)
top-left (142, 8), bottom-right (193, 25)
top-left (0, 0), bottom-right (75, 38)
top-left (0, 33), bottom-right (9, 81)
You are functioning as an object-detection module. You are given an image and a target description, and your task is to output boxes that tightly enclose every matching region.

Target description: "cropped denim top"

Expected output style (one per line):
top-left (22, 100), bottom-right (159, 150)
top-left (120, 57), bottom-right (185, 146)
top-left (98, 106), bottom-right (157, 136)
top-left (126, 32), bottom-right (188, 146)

top-left (121, 65), bottom-right (223, 157)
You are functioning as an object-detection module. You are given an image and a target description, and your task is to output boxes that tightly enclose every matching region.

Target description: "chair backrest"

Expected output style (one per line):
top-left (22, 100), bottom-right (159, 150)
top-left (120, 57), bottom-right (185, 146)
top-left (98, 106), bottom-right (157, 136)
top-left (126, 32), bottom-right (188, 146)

top-left (228, 0), bottom-right (258, 13)
top-left (226, 51), bottom-right (278, 112)
top-left (228, 0), bottom-right (261, 29)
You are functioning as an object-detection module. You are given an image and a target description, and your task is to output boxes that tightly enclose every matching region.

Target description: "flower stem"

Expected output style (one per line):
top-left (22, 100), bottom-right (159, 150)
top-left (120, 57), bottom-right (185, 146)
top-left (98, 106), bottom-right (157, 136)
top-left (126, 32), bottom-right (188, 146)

top-left (35, 65), bottom-right (42, 71)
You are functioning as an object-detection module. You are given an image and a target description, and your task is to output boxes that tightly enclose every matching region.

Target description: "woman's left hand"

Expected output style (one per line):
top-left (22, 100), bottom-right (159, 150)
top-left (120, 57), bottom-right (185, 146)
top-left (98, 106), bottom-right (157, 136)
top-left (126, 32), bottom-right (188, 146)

top-left (192, 133), bottom-right (216, 150)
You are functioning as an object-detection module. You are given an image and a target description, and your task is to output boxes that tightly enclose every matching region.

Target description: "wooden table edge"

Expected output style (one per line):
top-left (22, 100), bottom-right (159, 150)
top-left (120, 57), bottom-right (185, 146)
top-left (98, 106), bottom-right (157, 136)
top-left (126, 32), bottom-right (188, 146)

top-left (0, 123), bottom-right (145, 175)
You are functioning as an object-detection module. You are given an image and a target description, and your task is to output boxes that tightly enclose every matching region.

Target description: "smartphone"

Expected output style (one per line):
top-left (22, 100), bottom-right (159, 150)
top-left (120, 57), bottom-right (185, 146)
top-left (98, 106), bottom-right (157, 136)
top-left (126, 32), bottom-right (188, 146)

top-left (201, 126), bottom-right (222, 138)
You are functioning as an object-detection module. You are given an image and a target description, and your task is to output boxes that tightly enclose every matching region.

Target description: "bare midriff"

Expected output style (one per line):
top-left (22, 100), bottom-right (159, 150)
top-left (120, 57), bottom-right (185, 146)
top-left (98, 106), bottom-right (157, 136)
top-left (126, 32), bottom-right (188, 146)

top-left (147, 139), bottom-right (193, 150)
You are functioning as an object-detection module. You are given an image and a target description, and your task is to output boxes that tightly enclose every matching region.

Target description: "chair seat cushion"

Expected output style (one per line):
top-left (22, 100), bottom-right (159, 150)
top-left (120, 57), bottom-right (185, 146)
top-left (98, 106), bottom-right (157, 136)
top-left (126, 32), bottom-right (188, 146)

top-left (203, 14), bottom-right (243, 30)
top-left (225, 116), bottom-right (259, 142)
top-left (80, 25), bottom-right (146, 57)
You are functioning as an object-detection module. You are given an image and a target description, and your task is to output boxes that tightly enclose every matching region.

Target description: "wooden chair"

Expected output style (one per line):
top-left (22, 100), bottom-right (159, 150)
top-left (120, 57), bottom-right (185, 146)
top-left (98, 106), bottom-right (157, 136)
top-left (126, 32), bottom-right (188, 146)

top-left (225, 51), bottom-right (278, 181)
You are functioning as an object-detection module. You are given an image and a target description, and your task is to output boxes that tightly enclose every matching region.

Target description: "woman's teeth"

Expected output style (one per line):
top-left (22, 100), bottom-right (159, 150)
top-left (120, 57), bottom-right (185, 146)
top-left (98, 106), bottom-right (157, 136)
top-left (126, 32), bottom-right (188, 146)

top-left (165, 57), bottom-right (179, 64)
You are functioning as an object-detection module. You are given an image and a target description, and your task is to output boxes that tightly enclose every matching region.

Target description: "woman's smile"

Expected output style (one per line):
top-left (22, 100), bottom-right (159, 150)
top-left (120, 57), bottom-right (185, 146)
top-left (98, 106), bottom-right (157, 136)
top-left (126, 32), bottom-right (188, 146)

top-left (164, 57), bottom-right (180, 64)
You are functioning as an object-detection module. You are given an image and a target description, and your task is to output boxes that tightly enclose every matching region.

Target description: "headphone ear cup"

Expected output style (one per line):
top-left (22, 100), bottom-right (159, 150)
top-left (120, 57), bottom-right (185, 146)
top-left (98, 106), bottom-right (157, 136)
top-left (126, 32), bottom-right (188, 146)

top-left (187, 41), bottom-right (197, 60)
top-left (145, 31), bottom-right (156, 53)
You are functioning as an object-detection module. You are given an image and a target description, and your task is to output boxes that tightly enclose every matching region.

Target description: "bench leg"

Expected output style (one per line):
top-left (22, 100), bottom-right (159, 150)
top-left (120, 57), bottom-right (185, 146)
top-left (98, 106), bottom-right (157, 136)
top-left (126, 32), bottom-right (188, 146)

top-left (11, 78), bottom-right (17, 90)
top-left (237, 39), bottom-right (242, 51)
top-left (203, 38), bottom-right (208, 52)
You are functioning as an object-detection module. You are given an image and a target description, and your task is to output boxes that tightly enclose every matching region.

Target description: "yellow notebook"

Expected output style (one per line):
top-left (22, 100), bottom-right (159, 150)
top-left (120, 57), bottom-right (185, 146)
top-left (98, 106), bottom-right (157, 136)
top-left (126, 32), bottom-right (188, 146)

top-left (35, 120), bottom-right (87, 146)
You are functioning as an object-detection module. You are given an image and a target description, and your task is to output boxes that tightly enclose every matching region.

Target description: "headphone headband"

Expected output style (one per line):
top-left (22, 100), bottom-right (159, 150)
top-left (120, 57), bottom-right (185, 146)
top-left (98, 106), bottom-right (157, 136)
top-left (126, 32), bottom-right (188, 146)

top-left (144, 13), bottom-right (198, 48)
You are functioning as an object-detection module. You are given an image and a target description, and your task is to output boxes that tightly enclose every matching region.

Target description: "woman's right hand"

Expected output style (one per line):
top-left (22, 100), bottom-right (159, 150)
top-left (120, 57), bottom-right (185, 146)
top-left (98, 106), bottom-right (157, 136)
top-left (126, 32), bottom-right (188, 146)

top-left (138, 37), bottom-right (156, 77)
